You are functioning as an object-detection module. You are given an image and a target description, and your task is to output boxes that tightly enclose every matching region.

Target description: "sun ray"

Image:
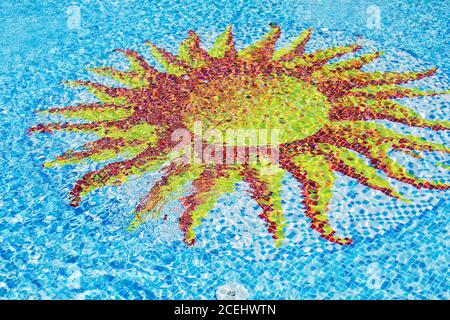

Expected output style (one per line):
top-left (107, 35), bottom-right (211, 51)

top-left (330, 97), bottom-right (450, 130)
top-left (362, 149), bottom-right (448, 190)
top-left (328, 122), bottom-right (450, 190)
top-left (88, 66), bottom-right (149, 88)
top-left (69, 150), bottom-right (165, 206)
top-left (179, 166), bottom-right (241, 245)
top-left (113, 48), bottom-right (156, 75)
top-left (128, 163), bottom-right (203, 230)
top-left (44, 137), bottom-right (149, 167)
top-left (68, 129), bottom-right (178, 206)
top-left (283, 44), bottom-right (361, 70)
top-left (29, 119), bottom-right (160, 146)
top-left (146, 42), bottom-right (189, 76)
top-left (314, 69), bottom-right (438, 95)
top-left (178, 30), bottom-right (211, 68)
top-left (208, 25), bottom-right (236, 59)
top-left (348, 84), bottom-right (450, 100)
top-left (238, 24), bottom-right (281, 61)
top-left (316, 143), bottom-right (407, 200)
top-left (281, 153), bottom-right (352, 245)
top-left (40, 103), bottom-right (133, 122)
top-left (273, 28), bottom-right (313, 61)
top-left (63, 80), bottom-right (130, 104)
top-left (321, 51), bottom-right (383, 73)
top-left (334, 121), bottom-right (450, 154)
top-left (241, 162), bottom-right (286, 247)
top-left (29, 120), bottom-right (127, 134)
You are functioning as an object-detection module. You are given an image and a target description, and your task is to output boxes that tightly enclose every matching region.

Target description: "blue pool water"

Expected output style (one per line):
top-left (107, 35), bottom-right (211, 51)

top-left (0, 0), bottom-right (448, 299)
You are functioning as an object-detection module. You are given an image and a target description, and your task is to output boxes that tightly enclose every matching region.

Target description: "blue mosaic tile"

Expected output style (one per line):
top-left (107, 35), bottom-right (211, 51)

top-left (0, 0), bottom-right (448, 300)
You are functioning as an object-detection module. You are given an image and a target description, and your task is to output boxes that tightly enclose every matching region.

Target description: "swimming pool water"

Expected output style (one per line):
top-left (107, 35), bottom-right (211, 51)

top-left (0, 0), bottom-right (448, 299)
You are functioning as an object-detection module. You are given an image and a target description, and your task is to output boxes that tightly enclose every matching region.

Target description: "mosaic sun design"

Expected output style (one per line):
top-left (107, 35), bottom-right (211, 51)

top-left (30, 25), bottom-right (450, 247)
